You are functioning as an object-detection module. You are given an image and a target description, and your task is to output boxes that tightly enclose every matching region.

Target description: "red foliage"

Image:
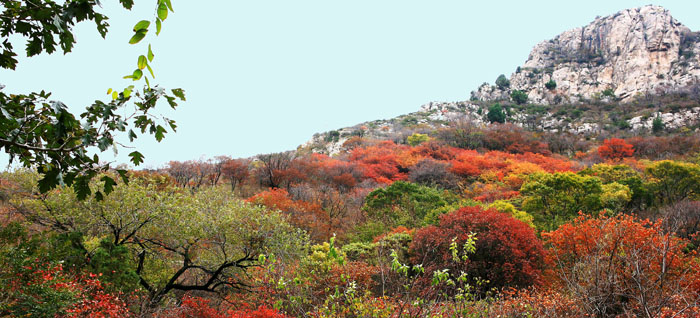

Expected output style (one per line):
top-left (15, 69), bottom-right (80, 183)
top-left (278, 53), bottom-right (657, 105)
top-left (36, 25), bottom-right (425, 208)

top-left (165, 295), bottom-right (287, 318)
top-left (7, 262), bottom-right (131, 317)
top-left (450, 161), bottom-right (481, 178)
top-left (247, 188), bottom-right (329, 241)
top-left (299, 154), bottom-right (360, 191)
top-left (543, 213), bottom-right (699, 317)
top-left (350, 141), bottom-right (408, 183)
top-left (512, 152), bottom-right (575, 173)
top-left (597, 138), bottom-right (634, 160)
top-left (411, 207), bottom-right (546, 294)
top-left (471, 183), bottom-right (520, 203)
top-left (221, 159), bottom-right (250, 191)
top-left (486, 288), bottom-right (584, 317)
top-left (230, 306), bottom-right (288, 318)
top-left (327, 261), bottom-right (379, 294)
top-left (410, 141), bottom-right (457, 161)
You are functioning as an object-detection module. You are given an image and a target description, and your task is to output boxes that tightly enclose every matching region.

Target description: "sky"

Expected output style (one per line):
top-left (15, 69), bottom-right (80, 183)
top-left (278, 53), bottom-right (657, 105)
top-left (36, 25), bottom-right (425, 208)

top-left (2, 1), bottom-right (699, 168)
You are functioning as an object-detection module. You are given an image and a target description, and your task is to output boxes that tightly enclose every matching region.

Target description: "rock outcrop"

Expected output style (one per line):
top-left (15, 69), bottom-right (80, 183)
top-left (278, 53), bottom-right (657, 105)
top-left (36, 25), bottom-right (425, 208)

top-left (472, 5), bottom-right (700, 104)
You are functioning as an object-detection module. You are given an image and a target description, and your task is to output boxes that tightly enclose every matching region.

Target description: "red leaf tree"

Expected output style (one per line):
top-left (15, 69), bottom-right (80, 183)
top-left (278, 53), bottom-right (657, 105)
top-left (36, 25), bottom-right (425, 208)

top-left (597, 138), bottom-right (634, 160)
top-left (410, 206), bottom-right (547, 295)
top-left (544, 213), bottom-right (699, 317)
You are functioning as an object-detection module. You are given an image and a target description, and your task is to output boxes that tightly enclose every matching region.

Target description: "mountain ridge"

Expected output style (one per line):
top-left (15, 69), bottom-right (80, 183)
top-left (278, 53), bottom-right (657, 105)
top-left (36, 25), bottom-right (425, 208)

top-left (301, 5), bottom-right (700, 155)
top-left (472, 5), bottom-right (700, 104)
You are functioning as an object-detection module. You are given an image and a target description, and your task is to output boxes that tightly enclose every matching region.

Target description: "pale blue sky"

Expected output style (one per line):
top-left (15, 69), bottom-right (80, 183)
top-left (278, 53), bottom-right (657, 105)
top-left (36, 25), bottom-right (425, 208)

top-left (2, 1), bottom-right (699, 168)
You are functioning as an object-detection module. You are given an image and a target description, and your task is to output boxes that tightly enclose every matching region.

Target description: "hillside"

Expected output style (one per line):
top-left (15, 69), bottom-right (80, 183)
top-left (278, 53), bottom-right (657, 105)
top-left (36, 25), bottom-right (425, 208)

top-left (303, 5), bottom-right (700, 155)
top-left (4, 4), bottom-right (700, 318)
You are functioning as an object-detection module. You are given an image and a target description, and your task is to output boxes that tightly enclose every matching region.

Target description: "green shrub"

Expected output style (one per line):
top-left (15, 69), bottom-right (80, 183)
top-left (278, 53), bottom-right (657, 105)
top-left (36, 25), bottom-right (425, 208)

top-left (511, 90), bottom-right (528, 105)
top-left (545, 80), bottom-right (557, 90)
top-left (495, 74), bottom-right (510, 89)
top-left (652, 116), bottom-right (665, 134)
top-left (487, 104), bottom-right (506, 123)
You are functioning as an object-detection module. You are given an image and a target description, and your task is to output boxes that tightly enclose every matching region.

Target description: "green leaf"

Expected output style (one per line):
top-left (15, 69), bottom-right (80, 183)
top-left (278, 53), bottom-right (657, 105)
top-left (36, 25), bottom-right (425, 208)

top-left (129, 151), bottom-right (145, 166)
top-left (74, 176), bottom-right (92, 200)
top-left (148, 44), bottom-right (154, 62)
top-left (95, 191), bottom-right (104, 201)
top-left (167, 119), bottom-right (177, 131)
top-left (101, 176), bottom-right (117, 195)
top-left (155, 125), bottom-right (167, 142)
top-left (164, 0), bottom-right (174, 11)
top-left (172, 88), bottom-right (186, 101)
top-left (157, 3), bottom-right (168, 21)
top-left (124, 87), bottom-right (133, 98)
top-left (128, 129), bottom-right (137, 141)
top-left (146, 63), bottom-right (155, 78)
top-left (97, 137), bottom-right (111, 151)
top-left (117, 169), bottom-right (129, 185)
top-left (107, 88), bottom-right (112, 95)
top-left (133, 20), bottom-right (150, 32)
top-left (129, 30), bottom-right (147, 44)
top-left (138, 55), bottom-right (147, 70)
top-left (119, 0), bottom-right (135, 10)
top-left (112, 91), bottom-right (119, 100)
top-left (155, 19), bottom-right (162, 35)
top-left (38, 167), bottom-right (60, 193)
top-left (132, 69), bottom-right (143, 80)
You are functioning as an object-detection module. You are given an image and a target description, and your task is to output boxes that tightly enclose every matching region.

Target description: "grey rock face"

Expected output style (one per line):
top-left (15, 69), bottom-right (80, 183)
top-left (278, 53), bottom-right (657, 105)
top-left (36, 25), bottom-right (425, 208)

top-left (472, 5), bottom-right (700, 104)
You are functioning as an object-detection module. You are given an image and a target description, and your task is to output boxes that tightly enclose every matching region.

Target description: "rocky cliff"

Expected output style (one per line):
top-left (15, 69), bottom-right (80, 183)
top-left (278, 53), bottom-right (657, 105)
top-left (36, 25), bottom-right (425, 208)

top-left (472, 5), bottom-right (700, 104)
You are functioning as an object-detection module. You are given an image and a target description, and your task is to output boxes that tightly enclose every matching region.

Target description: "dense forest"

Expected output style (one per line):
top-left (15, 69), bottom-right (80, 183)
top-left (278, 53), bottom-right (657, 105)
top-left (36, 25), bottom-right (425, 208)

top-left (3, 126), bottom-right (700, 317)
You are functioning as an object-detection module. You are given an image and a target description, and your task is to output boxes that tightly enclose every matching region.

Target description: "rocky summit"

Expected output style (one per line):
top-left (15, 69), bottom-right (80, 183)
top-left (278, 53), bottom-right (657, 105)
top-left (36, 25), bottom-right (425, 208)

top-left (472, 5), bottom-right (700, 104)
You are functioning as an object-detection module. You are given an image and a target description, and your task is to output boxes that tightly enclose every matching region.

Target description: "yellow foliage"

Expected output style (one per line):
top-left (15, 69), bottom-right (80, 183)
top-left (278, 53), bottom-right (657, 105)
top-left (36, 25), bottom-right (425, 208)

top-left (488, 200), bottom-right (535, 228)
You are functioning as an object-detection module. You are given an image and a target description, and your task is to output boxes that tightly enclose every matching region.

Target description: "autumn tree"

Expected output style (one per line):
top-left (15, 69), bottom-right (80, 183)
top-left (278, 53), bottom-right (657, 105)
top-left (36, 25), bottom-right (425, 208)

top-left (597, 138), bottom-right (634, 160)
top-left (248, 188), bottom-right (329, 241)
top-left (411, 206), bottom-right (546, 295)
top-left (349, 141), bottom-right (408, 184)
top-left (0, 232), bottom-right (131, 318)
top-left (164, 160), bottom-right (215, 189)
top-left (256, 151), bottom-right (297, 189)
top-left (222, 159), bottom-right (250, 192)
top-left (544, 214), bottom-right (698, 317)
top-left (207, 156), bottom-right (231, 186)
top-left (290, 184), bottom-right (352, 239)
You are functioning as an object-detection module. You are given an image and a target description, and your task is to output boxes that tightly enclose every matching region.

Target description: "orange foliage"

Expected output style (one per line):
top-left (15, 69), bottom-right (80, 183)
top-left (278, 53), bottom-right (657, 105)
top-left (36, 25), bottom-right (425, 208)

top-left (372, 226), bottom-right (414, 243)
top-left (247, 188), bottom-right (329, 241)
top-left (350, 141), bottom-right (408, 183)
top-left (597, 138), bottom-right (635, 160)
top-left (466, 182), bottom-right (520, 203)
top-left (544, 213), bottom-right (699, 316)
